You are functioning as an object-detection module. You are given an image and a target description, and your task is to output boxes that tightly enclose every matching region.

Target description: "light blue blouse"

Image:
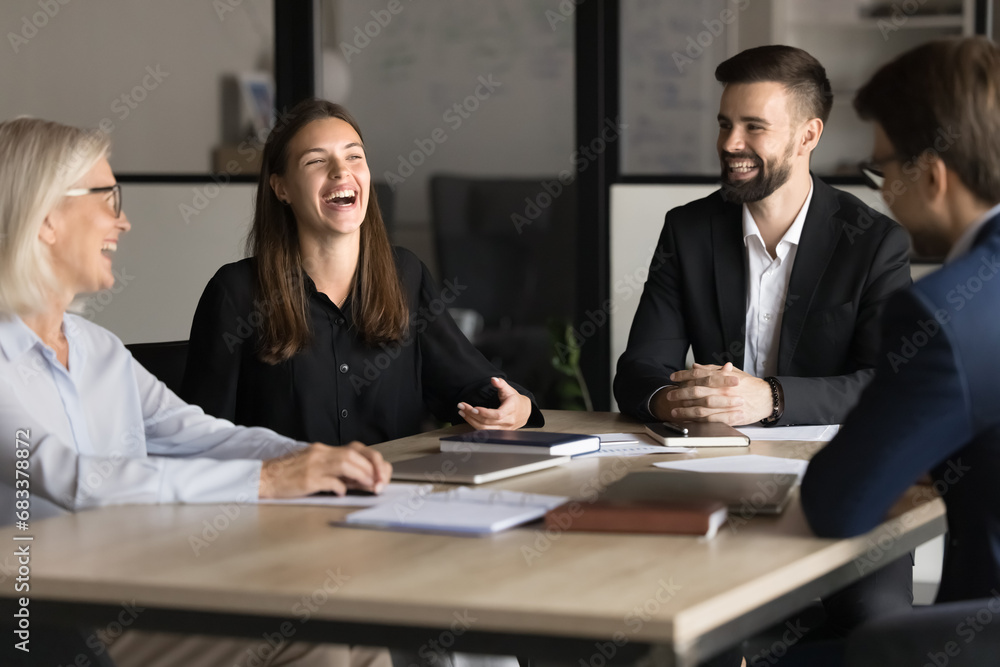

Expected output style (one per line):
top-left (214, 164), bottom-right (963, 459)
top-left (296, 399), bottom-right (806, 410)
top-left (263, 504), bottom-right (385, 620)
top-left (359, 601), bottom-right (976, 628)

top-left (0, 313), bottom-right (303, 523)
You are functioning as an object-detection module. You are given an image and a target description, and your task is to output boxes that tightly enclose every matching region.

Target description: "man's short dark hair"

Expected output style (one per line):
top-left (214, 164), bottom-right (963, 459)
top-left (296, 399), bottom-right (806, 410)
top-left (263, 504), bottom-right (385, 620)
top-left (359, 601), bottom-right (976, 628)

top-left (715, 45), bottom-right (833, 124)
top-left (854, 37), bottom-right (1000, 205)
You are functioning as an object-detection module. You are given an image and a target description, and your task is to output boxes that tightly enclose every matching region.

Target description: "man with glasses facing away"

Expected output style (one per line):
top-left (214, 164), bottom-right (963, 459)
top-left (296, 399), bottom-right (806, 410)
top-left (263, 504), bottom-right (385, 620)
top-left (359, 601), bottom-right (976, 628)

top-left (802, 37), bottom-right (1000, 664)
top-left (614, 45), bottom-right (914, 663)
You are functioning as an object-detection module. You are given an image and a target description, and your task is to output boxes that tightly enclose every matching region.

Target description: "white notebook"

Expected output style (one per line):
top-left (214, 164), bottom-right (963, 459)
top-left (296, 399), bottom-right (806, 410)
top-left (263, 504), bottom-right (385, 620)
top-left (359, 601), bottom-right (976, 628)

top-left (342, 487), bottom-right (568, 535)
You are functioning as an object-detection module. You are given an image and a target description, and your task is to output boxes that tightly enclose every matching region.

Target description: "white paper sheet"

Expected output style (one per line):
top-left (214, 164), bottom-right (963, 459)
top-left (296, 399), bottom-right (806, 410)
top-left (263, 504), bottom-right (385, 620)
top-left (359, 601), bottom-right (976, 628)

top-left (653, 454), bottom-right (809, 477)
top-left (258, 483), bottom-right (432, 507)
top-left (735, 425), bottom-right (841, 442)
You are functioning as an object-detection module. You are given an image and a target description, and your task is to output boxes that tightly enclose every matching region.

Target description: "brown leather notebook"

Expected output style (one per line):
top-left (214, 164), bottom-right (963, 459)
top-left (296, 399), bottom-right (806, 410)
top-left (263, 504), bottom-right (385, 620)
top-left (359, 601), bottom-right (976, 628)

top-left (544, 499), bottom-right (728, 538)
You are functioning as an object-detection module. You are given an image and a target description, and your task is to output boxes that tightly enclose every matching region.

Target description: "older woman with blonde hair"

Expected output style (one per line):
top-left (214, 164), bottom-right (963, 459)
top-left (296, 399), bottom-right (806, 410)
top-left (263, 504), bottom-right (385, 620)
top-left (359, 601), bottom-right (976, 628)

top-left (0, 117), bottom-right (390, 666)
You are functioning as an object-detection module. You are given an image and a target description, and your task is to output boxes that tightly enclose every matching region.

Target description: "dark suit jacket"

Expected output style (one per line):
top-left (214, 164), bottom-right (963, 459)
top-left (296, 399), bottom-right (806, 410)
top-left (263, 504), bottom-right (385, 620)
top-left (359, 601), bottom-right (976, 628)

top-left (614, 176), bottom-right (912, 424)
top-left (803, 214), bottom-right (1000, 603)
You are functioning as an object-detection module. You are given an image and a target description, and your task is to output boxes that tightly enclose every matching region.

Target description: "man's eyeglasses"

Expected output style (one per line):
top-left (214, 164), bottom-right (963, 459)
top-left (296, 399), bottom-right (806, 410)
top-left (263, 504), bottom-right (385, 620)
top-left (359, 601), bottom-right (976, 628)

top-left (858, 154), bottom-right (910, 190)
top-left (65, 183), bottom-right (122, 218)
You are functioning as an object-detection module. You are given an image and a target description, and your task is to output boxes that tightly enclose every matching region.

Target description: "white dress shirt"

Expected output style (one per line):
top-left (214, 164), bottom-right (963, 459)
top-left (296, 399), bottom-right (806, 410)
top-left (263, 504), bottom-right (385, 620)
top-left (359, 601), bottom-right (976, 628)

top-left (742, 183), bottom-right (814, 378)
top-left (0, 313), bottom-right (304, 524)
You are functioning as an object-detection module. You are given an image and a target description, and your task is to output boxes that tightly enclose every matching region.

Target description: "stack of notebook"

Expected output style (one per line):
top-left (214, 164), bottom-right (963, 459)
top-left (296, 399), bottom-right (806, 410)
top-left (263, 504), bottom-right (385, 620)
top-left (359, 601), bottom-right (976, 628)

top-left (390, 431), bottom-right (599, 485)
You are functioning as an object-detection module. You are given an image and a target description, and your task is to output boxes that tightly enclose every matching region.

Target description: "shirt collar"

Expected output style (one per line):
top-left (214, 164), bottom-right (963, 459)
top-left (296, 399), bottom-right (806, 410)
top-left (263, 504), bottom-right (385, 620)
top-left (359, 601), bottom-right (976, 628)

top-left (0, 315), bottom-right (41, 362)
top-left (0, 313), bottom-right (86, 372)
top-left (945, 201), bottom-right (1000, 264)
top-left (742, 180), bottom-right (814, 256)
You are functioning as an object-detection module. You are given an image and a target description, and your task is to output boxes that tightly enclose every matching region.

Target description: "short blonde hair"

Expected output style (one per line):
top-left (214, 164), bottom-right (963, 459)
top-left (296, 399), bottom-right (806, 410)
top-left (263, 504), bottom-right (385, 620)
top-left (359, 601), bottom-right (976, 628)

top-left (0, 118), bottom-right (110, 316)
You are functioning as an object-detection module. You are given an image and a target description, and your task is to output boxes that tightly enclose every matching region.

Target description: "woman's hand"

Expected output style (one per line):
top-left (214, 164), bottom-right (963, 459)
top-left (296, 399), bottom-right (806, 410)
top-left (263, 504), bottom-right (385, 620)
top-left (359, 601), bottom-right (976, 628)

top-left (458, 377), bottom-right (532, 430)
top-left (258, 441), bottom-right (392, 499)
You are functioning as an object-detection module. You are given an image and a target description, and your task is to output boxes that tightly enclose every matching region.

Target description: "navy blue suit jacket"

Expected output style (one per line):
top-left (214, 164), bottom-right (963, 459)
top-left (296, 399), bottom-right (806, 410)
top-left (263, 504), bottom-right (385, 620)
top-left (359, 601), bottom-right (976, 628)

top-left (802, 214), bottom-right (1000, 603)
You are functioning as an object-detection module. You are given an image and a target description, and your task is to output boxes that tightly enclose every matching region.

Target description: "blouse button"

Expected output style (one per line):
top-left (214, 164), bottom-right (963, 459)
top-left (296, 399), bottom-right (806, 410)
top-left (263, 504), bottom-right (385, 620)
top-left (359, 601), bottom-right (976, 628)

top-left (341, 409), bottom-right (349, 418)
top-left (336, 317), bottom-right (346, 326)
top-left (339, 364), bottom-right (349, 374)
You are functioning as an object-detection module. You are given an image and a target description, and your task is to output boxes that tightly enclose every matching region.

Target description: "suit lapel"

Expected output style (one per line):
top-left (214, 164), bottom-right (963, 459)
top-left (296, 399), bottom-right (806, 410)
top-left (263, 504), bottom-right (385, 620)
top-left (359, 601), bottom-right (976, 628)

top-left (778, 177), bottom-right (843, 372)
top-left (711, 206), bottom-right (747, 370)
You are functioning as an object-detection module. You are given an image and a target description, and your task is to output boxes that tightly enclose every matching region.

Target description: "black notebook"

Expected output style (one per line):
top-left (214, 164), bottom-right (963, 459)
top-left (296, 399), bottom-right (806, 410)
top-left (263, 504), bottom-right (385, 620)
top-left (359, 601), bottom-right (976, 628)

top-left (440, 430), bottom-right (601, 456)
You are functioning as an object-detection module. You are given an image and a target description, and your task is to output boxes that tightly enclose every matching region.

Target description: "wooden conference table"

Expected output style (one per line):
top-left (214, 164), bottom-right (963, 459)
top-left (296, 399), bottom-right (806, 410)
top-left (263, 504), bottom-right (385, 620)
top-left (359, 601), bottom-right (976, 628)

top-left (1, 411), bottom-right (946, 666)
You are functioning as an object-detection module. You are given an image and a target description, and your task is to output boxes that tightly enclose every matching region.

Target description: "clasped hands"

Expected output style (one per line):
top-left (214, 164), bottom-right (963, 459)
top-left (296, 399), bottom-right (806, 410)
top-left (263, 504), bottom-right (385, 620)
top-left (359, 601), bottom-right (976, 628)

top-left (651, 362), bottom-right (774, 426)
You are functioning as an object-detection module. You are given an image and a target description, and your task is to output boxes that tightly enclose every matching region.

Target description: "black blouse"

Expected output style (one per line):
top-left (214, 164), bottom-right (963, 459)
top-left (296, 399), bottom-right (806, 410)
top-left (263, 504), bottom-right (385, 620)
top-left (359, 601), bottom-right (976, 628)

top-left (180, 247), bottom-right (543, 445)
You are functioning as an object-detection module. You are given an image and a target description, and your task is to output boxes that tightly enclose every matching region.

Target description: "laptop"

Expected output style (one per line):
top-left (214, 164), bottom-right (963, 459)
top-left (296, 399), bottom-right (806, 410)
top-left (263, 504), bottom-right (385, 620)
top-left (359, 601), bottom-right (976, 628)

top-left (600, 469), bottom-right (799, 515)
top-left (391, 452), bottom-right (571, 485)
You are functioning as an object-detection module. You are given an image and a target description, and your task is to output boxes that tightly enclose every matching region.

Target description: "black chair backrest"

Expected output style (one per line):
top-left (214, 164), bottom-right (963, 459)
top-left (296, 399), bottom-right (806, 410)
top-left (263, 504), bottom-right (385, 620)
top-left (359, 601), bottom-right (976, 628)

top-left (125, 340), bottom-right (188, 396)
top-left (430, 175), bottom-right (577, 327)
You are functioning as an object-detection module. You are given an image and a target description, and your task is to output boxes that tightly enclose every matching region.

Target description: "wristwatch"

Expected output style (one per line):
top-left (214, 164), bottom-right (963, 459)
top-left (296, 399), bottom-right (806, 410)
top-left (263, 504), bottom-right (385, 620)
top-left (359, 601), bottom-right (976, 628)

top-left (760, 376), bottom-right (784, 426)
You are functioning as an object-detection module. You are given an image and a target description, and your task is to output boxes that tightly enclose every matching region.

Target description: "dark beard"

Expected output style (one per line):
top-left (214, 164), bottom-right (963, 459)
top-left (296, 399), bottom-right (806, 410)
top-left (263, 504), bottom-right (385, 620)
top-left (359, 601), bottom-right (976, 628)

top-left (719, 149), bottom-right (793, 204)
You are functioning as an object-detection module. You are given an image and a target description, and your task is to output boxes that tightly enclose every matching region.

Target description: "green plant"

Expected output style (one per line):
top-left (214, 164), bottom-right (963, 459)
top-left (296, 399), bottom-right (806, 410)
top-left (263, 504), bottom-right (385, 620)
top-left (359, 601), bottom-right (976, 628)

top-left (549, 320), bottom-right (593, 411)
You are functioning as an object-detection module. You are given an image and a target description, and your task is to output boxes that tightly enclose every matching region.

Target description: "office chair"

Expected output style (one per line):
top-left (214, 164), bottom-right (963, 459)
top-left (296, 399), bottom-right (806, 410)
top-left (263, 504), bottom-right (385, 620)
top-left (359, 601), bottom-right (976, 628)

top-left (845, 597), bottom-right (1000, 665)
top-left (125, 340), bottom-right (188, 396)
top-left (430, 175), bottom-right (577, 408)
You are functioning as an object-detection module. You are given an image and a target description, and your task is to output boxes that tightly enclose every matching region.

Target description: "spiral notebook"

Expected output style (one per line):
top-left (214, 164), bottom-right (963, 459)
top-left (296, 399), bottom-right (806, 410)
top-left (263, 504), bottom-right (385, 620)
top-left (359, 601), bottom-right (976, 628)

top-left (341, 487), bottom-right (568, 535)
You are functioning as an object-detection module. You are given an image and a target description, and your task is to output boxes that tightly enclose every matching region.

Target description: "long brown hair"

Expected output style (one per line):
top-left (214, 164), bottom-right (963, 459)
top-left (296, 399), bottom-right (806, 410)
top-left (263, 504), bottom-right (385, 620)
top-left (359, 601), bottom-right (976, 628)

top-left (248, 98), bottom-right (408, 364)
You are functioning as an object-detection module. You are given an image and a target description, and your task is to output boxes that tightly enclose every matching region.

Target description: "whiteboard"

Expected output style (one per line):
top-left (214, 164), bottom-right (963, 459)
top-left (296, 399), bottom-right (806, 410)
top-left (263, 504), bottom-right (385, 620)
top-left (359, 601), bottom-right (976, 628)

top-left (328, 0), bottom-right (575, 225)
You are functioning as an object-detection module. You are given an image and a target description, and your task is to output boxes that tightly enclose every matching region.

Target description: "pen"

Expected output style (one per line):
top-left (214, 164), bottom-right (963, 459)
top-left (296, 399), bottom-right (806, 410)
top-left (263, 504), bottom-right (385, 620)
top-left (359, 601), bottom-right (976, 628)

top-left (660, 421), bottom-right (689, 436)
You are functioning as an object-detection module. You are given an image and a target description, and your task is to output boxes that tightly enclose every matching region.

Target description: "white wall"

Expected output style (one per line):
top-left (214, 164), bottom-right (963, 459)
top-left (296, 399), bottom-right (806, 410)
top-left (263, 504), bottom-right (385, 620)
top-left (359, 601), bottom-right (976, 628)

top-left (75, 183), bottom-right (255, 344)
top-left (0, 0), bottom-right (272, 173)
top-left (609, 183), bottom-right (719, 414)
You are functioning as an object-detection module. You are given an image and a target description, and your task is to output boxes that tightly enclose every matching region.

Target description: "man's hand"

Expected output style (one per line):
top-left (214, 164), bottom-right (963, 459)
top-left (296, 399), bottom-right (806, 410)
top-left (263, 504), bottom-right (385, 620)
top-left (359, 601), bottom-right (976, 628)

top-left (651, 362), bottom-right (773, 425)
top-left (458, 377), bottom-right (532, 430)
top-left (258, 441), bottom-right (392, 499)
